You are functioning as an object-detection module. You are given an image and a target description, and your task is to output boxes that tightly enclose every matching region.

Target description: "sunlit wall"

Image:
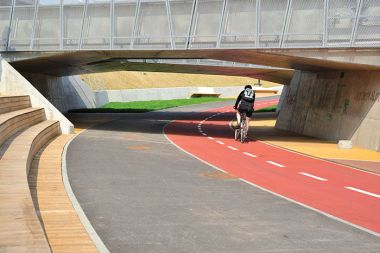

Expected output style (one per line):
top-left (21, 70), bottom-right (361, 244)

top-left (0, 0), bottom-right (379, 51)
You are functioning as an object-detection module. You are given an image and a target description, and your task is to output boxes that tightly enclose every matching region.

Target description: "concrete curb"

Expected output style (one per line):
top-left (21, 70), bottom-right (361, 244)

top-left (61, 135), bottom-right (110, 253)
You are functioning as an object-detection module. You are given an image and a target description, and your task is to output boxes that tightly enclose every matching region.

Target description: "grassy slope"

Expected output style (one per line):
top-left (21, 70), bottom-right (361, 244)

top-left (80, 71), bottom-right (281, 90)
top-left (69, 97), bottom-right (232, 113)
top-left (255, 105), bottom-right (277, 113)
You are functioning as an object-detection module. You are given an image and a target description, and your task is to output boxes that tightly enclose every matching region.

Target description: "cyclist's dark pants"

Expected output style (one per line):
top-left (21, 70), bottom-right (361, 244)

top-left (238, 108), bottom-right (253, 118)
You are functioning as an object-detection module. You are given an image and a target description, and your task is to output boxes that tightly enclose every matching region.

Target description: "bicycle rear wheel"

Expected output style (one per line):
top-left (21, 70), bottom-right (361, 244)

top-left (240, 120), bottom-right (246, 143)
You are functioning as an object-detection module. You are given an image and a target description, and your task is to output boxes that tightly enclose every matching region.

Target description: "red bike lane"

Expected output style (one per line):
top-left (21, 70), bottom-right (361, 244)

top-left (164, 99), bottom-right (380, 235)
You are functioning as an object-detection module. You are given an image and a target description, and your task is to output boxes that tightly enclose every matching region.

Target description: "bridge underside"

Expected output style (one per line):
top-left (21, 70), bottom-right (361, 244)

top-left (3, 48), bottom-right (380, 84)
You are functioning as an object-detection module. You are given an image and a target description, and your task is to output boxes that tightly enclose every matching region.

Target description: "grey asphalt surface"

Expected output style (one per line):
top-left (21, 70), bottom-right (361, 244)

top-left (67, 98), bottom-right (380, 253)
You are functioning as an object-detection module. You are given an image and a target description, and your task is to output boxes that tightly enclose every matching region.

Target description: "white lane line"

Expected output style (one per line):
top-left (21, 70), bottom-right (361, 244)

top-left (208, 137), bottom-right (214, 140)
top-left (266, 161), bottom-right (285, 167)
top-left (202, 133), bottom-right (207, 136)
top-left (345, 187), bottom-right (380, 199)
top-left (216, 141), bottom-right (224, 145)
top-left (227, 146), bottom-right (238, 151)
top-left (299, 172), bottom-right (327, 181)
top-left (238, 178), bottom-right (380, 237)
top-left (243, 152), bottom-right (257, 158)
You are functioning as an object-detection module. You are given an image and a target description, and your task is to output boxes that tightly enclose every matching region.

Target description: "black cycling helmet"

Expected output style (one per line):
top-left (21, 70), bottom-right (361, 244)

top-left (244, 85), bottom-right (252, 89)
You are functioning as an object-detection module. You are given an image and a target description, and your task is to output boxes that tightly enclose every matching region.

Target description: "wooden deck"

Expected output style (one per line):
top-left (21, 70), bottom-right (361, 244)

top-left (0, 120), bottom-right (59, 253)
top-left (29, 135), bottom-right (99, 253)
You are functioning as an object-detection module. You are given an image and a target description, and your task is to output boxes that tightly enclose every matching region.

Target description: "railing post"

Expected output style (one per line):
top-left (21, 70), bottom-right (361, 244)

top-left (110, 0), bottom-right (115, 49)
top-left (323, 0), bottom-right (329, 47)
top-left (216, 0), bottom-right (228, 48)
top-left (130, 0), bottom-right (141, 49)
top-left (166, 0), bottom-right (175, 49)
top-left (79, 0), bottom-right (88, 50)
top-left (350, 0), bottom-right (363, 47)
top-left (5, 0), bottom-right (15, 51)
top-left (60, 0), bottom-right (63, 50)
top-left (30, 0), bottom-right (39, 50)
top-left (280, 0), bottom-right (292, 48)
top-left (186, 0), bottom-right (198, 49)
top-left (256, 0), bottom-right (260, 48)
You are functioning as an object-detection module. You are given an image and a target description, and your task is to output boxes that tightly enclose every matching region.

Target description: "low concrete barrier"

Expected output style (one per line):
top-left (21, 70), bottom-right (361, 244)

top-left (94, 86), bottom-right (282, 107)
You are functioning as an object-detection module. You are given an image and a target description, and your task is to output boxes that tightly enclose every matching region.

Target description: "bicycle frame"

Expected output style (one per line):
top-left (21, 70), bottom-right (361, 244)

top-left (235, 112), bottom-right (248, 143)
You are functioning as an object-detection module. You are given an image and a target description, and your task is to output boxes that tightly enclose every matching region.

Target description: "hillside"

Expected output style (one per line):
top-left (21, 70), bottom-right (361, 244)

top-left (80, 71), bottom-right (281, 90)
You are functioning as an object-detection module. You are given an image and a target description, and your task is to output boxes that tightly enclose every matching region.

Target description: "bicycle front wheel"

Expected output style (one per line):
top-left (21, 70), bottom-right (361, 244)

top-left (235, 128), bottom-right (240, 140)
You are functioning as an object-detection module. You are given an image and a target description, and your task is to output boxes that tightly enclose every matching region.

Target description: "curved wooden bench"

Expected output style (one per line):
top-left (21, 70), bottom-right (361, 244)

top-left (29, 135), bottom-right (100, 253)
top-left (0, 120), bottom-right (60, 253)
top-left (0, 95), bottom-right (31, 114)
top-left (0, 107), bottom-right (45, 148)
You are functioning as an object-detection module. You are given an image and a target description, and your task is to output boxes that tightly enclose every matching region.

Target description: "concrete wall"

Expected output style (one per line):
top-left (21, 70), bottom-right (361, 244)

top-left (0, 56), bottom-right (74, 134)
top-left (95, 86), bottom-right (282, 107)
top-left (276, 70), bottom-right (380, 151)
top-left (23, 74), bottom-right (96, 113)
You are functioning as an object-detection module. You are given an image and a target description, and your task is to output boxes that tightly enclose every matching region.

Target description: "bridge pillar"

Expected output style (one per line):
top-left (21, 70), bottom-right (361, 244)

top-left (276, 69), bottom-right (380, 152)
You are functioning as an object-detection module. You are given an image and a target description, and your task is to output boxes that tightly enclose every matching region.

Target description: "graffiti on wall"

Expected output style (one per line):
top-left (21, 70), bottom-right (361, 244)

top-left (354, 90), bottom-right (380, 103)
top-left (285, 88), bottom-right (296, 105)
top-left (343, 99), bottom-right (350, 113)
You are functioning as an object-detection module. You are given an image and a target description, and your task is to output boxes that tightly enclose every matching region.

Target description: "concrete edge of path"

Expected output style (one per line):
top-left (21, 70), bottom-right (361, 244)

top-left (164, 112), bottom-right (380, 238)
top-left (61, 135), bottom-right (111, 253)
top-left (257, 139), bottom-right (380, 177)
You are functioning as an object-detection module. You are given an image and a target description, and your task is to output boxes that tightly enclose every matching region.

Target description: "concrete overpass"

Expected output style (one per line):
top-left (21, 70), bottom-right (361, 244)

top-left (0, 0), bottom-right (379, 51)
top-left (0, 0), bottom-right (379, 152)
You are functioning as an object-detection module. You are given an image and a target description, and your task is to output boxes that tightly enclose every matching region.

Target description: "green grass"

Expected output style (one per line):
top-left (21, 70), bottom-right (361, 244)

top-left (255, 105), bottom-right (277, 113)
top-left (69, 97), bottom-right (232, 113)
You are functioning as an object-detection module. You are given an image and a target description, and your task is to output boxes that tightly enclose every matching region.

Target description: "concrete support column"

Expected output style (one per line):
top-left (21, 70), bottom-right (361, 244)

top-left (276, 69), bottom-right (380, 152)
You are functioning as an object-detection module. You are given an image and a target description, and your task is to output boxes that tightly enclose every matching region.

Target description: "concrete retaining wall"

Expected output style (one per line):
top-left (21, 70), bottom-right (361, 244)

top-left (23, 74), bottom-right (96, 113)
top-left (0, 56), bottom-right (74, 134)
top-left (95, 86), bottom-right (282, 107)
top-left (276, 70), bottom-right (380, 151)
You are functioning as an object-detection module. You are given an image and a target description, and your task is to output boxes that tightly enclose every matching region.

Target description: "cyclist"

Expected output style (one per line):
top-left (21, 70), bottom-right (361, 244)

top-left (233, 85), bottom-right (255, 130)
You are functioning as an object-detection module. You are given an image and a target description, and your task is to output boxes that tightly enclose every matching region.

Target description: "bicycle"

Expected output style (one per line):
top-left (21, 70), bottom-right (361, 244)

top-left (234, 112), bottom-right (248, 143)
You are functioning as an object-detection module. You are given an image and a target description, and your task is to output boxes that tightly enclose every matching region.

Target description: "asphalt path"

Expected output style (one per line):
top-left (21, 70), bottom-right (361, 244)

top-left (67, 97), bottom-right (380, 253)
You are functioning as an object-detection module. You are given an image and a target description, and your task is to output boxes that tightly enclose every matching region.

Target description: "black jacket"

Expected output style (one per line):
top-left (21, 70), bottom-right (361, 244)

top-left (234, 88), bottom-right (255, 110)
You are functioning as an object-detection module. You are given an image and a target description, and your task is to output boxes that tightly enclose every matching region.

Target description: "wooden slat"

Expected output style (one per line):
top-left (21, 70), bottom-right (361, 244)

top-left (0, 120), bottom-right (61, 253)
top-left (0, 108), bottom-right (45, 148)
top-left (29, 135), bottom-right (99, 253)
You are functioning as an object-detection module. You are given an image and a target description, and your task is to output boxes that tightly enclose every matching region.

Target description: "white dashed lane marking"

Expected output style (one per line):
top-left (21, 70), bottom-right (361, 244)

top-left (208, 137), bottom-right (214, 140)
top-left (243, 152), bottom-right (257, 158)
top-left (345, 187), bottom-right (380, 199)
top-left (201, 133), bottom-right (207, 136)
top-left (299, 172), bottom-right (327, 181)
top-left (266, 161), bottom-right (285, 168)
top-left (227, 146), bottom-right (238, 151)
top-left (216, 141), bottom-right (224, 145)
